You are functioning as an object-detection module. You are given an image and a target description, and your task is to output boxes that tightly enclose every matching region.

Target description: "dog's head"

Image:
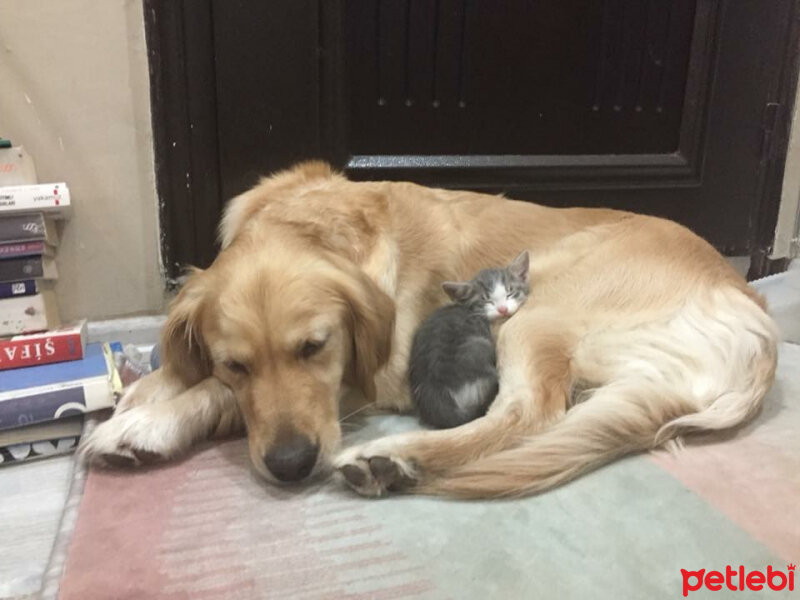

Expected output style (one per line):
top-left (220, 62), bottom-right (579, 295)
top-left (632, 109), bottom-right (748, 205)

top-left (160, 163), bottom-right (395, 483)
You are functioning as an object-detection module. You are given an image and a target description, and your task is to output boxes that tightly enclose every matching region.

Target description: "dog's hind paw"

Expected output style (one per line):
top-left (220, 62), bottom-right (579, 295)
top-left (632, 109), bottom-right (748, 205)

top-left (334, 450), bottom-right (417, 497)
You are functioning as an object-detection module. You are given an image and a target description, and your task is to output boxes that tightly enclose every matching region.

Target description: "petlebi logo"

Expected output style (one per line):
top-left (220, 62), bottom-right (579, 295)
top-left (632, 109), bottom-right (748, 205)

top-left (681, 564), bottom-right (795, 596)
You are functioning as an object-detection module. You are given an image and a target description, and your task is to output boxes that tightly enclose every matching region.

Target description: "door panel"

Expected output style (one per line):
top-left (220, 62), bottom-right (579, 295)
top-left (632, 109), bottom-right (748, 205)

top-left (212, 0), bottom-right (322, 201)
top-left (145, 0), bottom-right (799, 277)
top-left (345, 0), bottom-right (696, 156)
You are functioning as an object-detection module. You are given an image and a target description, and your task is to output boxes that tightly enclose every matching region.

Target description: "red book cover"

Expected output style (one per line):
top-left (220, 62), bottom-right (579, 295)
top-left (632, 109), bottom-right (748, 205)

top-left (0, 240), bottom-right (47, 258)
top-left (0, 320), bottom-right (87, 370)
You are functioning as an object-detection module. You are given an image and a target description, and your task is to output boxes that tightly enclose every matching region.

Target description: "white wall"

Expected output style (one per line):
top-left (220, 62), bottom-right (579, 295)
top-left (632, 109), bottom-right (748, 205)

top-left (773, 69), bottom-right (800, 260)
top-left (0, 0), bottom-right (164, 321)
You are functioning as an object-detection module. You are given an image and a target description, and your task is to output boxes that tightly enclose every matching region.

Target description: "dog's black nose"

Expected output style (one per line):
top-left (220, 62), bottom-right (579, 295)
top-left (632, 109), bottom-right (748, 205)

top-left (263, 434), bottom-right (319, 482)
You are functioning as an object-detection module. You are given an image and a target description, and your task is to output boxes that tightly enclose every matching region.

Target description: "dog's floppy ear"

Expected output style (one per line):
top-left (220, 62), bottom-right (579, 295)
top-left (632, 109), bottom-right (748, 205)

top-left (327, 255), bottom-right (395, 402)
top-left (160, 269), bottom-right (213, 386)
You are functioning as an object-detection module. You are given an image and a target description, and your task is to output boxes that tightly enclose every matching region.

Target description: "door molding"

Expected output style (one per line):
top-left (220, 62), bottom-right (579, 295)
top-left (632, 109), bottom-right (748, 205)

top-left (336, 0), bottom-right (721, 191)
top-left (748, 0), bottom-right (800, 279)
top-left (143, 0), bottom-right (222, 283)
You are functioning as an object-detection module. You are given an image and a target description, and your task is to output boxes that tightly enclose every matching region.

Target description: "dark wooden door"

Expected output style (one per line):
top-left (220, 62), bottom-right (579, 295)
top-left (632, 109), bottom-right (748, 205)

top-left (146, 0), bottom-right (799, 280)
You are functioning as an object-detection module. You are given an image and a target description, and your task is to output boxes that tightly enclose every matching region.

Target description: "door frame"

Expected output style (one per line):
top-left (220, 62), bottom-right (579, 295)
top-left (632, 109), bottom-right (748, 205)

top-left (144, 0), bottom-right (221, 285)
top-left (143, 0), bottom-right (800, 282)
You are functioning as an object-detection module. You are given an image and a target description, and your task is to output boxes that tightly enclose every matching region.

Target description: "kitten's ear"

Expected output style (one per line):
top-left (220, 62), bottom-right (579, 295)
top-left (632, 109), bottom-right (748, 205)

top-left (442, 281), bottom-right (474, 302)
top-left (509, 251), bottom-right (530, 282)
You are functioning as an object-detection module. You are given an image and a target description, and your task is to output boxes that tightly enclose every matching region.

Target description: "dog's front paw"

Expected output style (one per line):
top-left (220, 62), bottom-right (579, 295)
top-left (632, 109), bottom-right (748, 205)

top-left (334, 446), bottom-right (417, 497)
top-left (79, 405), bottom-right (179, 468)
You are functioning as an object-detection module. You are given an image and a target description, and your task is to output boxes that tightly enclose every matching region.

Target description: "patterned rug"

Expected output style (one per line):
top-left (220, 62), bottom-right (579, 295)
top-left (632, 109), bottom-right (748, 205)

top-left (58, 344), bottom-right (800, 599)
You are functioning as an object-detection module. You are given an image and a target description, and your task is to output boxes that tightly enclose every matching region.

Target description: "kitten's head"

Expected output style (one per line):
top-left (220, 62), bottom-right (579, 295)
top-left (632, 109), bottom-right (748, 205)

top-left (442, 251), bottom-right (530, 320)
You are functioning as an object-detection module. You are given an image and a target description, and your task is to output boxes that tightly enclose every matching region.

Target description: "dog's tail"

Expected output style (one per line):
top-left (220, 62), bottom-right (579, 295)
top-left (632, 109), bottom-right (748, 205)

top-left (422, 288), bottom-right (779, 499)
top-left (422, 383), bottom-right (678, 498)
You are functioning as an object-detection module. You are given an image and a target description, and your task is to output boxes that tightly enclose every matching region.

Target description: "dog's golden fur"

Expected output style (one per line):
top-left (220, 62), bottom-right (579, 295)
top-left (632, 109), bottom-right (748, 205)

top-left (81, 161), bottom-right (778, 497)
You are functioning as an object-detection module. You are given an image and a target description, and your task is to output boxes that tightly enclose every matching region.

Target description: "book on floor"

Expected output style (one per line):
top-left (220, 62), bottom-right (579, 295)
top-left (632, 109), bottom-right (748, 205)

top-left (0, 290), bottom-right (60, 336)
top-left (0, 342), bottom-right (122, 432)
top-left (0, 435), bottom-right (80, 466)
top-left (0, 279), bottom-right (53, 300)
top-left (0, 320), bottom-right (87, 371)
top-left (0, 240), bottom-right (55, 259)
top-left (0, 415), bottom-right (83, 466)
top-left (0, 183), bottom-right (71, 218)
top-left (0, 255), bottom-right (58, 282)
top-left (0, 213), bottom-right (59, 246)
top-left (0, 415), bottom-right (83, 447)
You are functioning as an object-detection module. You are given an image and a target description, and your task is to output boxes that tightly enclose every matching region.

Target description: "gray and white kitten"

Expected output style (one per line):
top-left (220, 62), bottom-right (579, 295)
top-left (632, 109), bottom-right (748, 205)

top-left (409, 251), bottom-right (530, 429)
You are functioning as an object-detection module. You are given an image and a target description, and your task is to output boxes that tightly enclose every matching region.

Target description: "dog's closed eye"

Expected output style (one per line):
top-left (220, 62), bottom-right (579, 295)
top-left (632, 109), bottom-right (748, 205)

top-left (299, 339), bottom-right (326, 359)
top-left (224, 360), bottom-right (250, 375)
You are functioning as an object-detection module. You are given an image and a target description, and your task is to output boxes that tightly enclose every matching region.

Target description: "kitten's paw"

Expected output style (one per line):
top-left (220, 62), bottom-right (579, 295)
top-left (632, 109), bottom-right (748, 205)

top-left (334, 446), bottom-right (417, 497)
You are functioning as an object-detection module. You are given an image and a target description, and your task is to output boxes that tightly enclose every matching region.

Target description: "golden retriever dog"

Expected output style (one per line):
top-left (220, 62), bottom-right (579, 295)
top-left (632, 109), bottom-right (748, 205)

top-left (80, 161), bottom-right (778, 498)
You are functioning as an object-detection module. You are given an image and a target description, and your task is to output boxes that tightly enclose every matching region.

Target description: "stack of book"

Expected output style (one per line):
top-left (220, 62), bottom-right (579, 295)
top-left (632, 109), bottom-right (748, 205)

top-left (0, 145), bottom-right (122, 465)
top-left (0, 339), bottom-right (123, 464)
top-left (1, 146), bottom-right (68, 332)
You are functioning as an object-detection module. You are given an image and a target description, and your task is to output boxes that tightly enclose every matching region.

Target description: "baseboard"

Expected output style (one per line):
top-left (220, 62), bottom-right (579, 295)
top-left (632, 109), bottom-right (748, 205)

top-left (87, 315), bottom-right (165, 346)
top-left (725, 256), bottom-right (750, 278)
